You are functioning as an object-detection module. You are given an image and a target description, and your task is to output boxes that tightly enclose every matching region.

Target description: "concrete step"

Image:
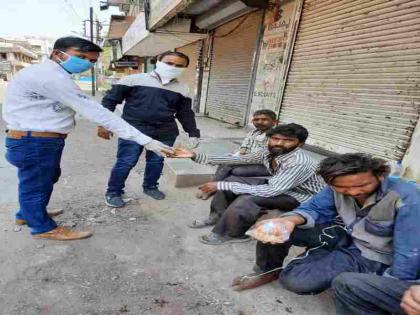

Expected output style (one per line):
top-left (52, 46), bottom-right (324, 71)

top-left (165, 138), bottom-right (241, 187)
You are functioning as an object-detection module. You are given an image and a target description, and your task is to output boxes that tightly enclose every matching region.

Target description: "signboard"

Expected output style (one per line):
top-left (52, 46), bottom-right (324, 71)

top-left (122, 12), bottom-right (149, 54)
top-left (114, 61), bottom-right (139, 67)
top-left (149, 0), bottom-right (183, 29)
top-left (250, 0), bottom-right (297, 118)
top-left (0, 61), bottom-right (11, 72)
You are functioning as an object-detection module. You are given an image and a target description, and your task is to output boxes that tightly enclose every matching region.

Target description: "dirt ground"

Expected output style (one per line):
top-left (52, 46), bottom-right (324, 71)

top-left (0, 116), bottom-right (335, 315)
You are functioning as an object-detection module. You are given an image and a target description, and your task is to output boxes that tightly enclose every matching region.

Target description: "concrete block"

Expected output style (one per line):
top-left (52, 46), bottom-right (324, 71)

top-left (165, 158), bottom-right (216, 187)
top-left (165, 138), bottom-right (241, 187)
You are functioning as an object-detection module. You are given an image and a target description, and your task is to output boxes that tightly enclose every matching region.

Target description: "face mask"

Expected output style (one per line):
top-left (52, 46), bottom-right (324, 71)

top-left (154, 61), bottom-right (185, 84)
top-left (58, 51), bottom-right (93, 74)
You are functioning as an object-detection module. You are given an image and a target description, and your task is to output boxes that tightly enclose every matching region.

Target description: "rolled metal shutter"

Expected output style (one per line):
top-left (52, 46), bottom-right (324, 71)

top-left (280, 0), bottom-right (420, 160)
top-left (177, 42), bottom-right (199, 101)
top-left (205, 10), bottom-right (263, 126)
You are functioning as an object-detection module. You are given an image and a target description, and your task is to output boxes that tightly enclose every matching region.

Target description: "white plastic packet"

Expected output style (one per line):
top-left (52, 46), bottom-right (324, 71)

top-left (246, 219), bottom-right (290, 244)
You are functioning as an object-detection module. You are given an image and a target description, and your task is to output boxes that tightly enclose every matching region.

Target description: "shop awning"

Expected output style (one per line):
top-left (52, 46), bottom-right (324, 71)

top-left (122, 12), bottom-right (207, 57)
top-left (107, 15), bottom-right (135, 40)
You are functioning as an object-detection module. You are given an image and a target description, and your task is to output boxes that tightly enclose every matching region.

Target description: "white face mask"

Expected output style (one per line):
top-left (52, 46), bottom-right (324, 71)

top-left (154, 61), bottom-right (185, 84)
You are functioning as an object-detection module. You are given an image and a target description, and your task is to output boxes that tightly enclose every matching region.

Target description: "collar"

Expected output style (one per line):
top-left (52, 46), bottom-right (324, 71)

top-left (348, 178), bottom-right (388, 209)
top-left (150, 71), bottom-right (177, 85)
top-left (376, 177), bottom-right (390, 200)
top-left (251, 129), bottom-right (266, 135)
top-left (45, 58), bottom-right (71, 76)
top-left (263, 146), bottom-right (301, 163)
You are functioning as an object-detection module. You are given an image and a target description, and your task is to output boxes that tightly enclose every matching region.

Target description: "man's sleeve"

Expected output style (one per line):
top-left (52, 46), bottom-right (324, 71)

top-left (194, 151), bottom-right (264, 166)
top-left (240, 132), bottom-right (252, 154)
top-left (218, 161), bottom-right (314, 198)
top-left (390, 188), bottom-right (420, 280)
top-left (41, 77), bottom-right (152, 145)
top-left (101, 82), bottom-right (132, 112)
top-left (175, 95), bottom-right (200, 138)
top-left (282, 187), bottom-right (337, 229)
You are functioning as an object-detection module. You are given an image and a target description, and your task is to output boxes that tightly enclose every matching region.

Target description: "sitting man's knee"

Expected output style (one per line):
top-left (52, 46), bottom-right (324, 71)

top-left (279, 266), bottom-right (326, 295)
top-left (279, 270), bottom-right (310, 294)
top-left (332, 272), bottom-right (366, 294)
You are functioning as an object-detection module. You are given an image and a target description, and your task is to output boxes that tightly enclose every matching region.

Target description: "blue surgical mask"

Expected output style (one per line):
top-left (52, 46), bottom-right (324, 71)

top-left (58, 51), bottom-right (93, 73)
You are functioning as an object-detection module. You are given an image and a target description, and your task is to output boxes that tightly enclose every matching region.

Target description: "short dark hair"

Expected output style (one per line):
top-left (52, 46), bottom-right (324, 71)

top-left (266, 123), bottom-right (308, 143)
top-left (253, 109), bottom-right (277, 121)
top-left (318, 153), bottom-right (390, 184)
top-left (158, 51), bottom-right (190, 67)
top-left (53, 36), bottom-right (103, 53)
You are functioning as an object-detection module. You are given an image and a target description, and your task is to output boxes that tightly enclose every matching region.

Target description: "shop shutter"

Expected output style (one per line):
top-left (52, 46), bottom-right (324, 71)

top-left (280, 0), bottom-right (420, 160)
top-left (177, 42), bottom-right (199, 105)
top-left (205, 10), bottom-right (263, 126)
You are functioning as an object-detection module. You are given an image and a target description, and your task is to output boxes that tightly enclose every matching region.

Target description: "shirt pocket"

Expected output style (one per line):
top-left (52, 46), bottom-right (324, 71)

top-left (364, 191), bottom-right (399, 237)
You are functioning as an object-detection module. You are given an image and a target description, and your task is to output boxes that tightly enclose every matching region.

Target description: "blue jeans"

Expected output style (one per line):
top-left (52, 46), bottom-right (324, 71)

top-left (5, 136), bottom-right (64, 234)
top-left (333, 273), bottom-right (409, 315)
top-left (256, 224), bottom-right (387, 294)
top-left (106, 137), bottom-right (176, 197)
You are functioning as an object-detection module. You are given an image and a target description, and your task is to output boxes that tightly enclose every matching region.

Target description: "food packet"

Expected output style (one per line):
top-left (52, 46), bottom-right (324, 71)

top-left (245, 220), bottom-right (290, 244)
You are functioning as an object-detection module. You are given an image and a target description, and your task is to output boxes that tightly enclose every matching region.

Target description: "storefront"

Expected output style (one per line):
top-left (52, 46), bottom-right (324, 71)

top-left (278, 0), bottom-right (420, 160)
top-left (204, 10), bottom-right (264, 126)
top-left (176, 41), bottom-right (202, 112)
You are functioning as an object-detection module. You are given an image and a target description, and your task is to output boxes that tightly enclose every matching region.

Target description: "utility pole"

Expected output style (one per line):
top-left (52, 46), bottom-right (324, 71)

top-left (90, 6), bottom-right (95, 96)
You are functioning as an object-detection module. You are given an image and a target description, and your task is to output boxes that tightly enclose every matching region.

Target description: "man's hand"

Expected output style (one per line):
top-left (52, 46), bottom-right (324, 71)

top-left (144, 140), bottom-right (174, 157)
top-left (198, 182), bottom-right (218, 194)
top-left (401, 286), bottom-right (420, 315)
top-left (172, 147), bottom-right (196, 159)
top-left (97, 126), bottom-right (113, 140)
top-left (255, 217), bottom-right (301, 244)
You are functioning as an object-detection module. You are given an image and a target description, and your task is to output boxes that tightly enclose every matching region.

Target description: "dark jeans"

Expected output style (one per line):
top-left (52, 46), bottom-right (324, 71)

top-left (5, 136), bottom-right (64, 234)
top-left (106, 136), bottom-right (176, 196)
top-left (213, 164), bottom-right (270, 181)
top-left (333, 273), bottom-right (410, 315)
top-left (256, 224), bottom-right (387, 295)
top-left (210, 176), bottom-right (300, 237)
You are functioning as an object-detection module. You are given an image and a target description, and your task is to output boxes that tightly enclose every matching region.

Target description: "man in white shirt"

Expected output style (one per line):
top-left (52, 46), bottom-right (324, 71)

top-left (2, 36), bottom-right (172, 241)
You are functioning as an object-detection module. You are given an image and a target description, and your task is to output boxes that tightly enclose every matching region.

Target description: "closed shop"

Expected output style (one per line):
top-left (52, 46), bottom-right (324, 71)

top-left (205, 10), bottom-right (263, 126)
top-left (279, 0), bottom-right (420, 160)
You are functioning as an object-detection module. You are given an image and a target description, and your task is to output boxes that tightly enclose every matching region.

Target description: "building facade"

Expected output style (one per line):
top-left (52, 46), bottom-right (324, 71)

top-left (0, 39), bottom-right (38, 81)
top-left (103, 0), bottom-right (420, 180)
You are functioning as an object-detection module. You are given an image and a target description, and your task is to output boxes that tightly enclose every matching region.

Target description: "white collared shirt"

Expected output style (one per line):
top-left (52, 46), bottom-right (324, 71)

top-left (2, 59), bottom-right (152, 145)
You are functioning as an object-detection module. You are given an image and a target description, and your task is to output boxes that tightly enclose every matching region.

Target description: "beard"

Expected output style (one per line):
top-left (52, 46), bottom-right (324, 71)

top-left (268, 145), bottom-right (296, 155)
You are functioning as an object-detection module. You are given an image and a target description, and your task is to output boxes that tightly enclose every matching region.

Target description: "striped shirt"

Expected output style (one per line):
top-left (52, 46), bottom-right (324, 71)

top-left (194, 147), bottom-right (325, 202)
top-left (240, 129), bottom-right (268, 154)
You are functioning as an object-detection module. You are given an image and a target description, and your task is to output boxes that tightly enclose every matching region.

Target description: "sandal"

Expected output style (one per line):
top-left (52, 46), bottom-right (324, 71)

top-left (199, 232), bottom-right (251, 245)
top-left (188, 218), bottom-right (217, 229)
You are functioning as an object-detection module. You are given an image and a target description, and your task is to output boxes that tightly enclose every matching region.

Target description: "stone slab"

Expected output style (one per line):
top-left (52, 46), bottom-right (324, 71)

top-left (165, 139), bottom-right (241, 187)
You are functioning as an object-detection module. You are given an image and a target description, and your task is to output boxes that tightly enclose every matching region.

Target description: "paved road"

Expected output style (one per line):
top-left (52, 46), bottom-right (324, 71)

top-left (0, 116), bottom-right (334, 315)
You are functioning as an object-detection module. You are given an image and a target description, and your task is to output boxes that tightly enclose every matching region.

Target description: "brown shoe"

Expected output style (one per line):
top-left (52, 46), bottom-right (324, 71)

top-left (15, 209), bottom-right (64, 226)
top-left (231, 269), bottom-right (281, 291)
top-left (33, 226), bottom-right (93, 241)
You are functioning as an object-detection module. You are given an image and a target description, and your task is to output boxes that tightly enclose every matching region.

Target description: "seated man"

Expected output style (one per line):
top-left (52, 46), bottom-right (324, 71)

top-left (197, 109), bottom-right (278, 200)
top-left (333, 273), bottom-right (420, 315)
top-left (174, 123), bottom-right (325, 245)
top-left (232, 154), bottom-right (420, 303)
